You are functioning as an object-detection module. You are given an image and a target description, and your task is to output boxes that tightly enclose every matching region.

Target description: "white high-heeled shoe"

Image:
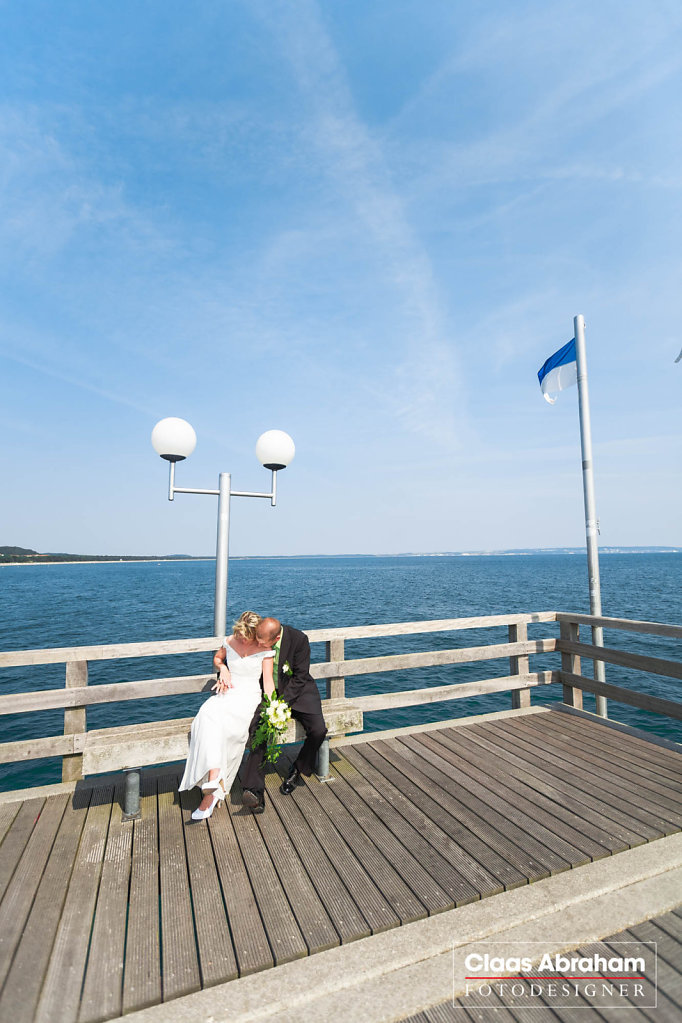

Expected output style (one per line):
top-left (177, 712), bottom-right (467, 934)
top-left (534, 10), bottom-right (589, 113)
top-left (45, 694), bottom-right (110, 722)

top-left (192, 785), bottom-right (224, 821)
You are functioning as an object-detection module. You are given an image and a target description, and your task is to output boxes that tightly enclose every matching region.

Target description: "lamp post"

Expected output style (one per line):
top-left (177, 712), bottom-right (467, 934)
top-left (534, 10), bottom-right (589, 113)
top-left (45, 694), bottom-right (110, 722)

top-left (151, 418), bottom-right (295, 638)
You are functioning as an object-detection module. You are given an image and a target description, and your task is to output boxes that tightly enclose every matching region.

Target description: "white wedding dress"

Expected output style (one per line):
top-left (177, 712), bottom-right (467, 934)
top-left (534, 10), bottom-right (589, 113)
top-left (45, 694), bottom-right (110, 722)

top-left (179, 644), bottom-right (274, 796)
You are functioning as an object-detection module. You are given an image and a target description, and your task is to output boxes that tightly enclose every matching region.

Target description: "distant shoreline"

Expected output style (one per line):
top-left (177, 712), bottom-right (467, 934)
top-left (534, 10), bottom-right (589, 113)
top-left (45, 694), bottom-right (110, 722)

top-left (1, 548), bottom-right (679, 567)
top-left (0, 558), bottom-right (215, 567)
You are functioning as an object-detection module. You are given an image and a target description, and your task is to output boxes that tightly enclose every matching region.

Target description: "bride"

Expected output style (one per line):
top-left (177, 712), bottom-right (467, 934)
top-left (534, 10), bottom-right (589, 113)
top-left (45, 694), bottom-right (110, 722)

top-left (179, 611), bottom-right (275, 820)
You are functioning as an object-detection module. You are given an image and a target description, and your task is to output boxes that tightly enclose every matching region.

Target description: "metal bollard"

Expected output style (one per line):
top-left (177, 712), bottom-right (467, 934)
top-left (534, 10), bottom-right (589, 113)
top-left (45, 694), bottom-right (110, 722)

top-left (315, 738), bottom-right (332, 782)
top-left (122, 768), bottom-right (142, 821)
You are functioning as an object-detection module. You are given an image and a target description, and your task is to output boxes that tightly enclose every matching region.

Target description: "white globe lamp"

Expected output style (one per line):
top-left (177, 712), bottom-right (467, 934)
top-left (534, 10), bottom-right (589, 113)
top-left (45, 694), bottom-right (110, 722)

top-left (256, 430), bottom-right (295, 471)
top-left (151, 418), bottom-right (197, 462)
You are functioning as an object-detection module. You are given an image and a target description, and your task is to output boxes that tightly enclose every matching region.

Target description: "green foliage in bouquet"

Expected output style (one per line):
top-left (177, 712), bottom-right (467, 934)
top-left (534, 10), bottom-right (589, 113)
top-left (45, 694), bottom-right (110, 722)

top-left (252, 693), bottom-right (292, 764)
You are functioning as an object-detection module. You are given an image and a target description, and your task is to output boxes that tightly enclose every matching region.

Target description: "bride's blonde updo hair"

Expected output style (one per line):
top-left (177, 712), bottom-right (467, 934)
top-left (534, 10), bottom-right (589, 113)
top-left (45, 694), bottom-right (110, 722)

top-left (232, 611), bottom-right (262, 641)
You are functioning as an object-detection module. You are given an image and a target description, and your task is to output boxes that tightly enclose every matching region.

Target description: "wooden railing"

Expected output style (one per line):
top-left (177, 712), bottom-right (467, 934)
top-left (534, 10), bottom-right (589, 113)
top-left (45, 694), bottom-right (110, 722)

top-left (556, 612), bottom-right (682, 720)
top-left (0, 610), bottom-right (679, 785)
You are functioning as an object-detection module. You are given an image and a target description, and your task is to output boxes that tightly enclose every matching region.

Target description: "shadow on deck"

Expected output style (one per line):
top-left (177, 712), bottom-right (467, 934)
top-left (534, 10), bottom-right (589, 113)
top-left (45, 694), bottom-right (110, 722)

top-left (0, 706), bottom-right (680, 1023)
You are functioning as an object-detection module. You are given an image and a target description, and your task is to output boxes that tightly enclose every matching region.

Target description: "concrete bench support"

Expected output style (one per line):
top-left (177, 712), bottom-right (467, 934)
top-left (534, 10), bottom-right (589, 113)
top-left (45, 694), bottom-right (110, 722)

top-left (316, 737), bottom-right (331, 782)
top-left (122, 768), bottom-right (141, 821)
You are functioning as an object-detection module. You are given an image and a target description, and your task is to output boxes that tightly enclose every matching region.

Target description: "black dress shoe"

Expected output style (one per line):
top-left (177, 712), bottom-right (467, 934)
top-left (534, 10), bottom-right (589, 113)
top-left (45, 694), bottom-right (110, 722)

top-left (280, 767), bottom-right (304, 795)
top-left (242, 789), bottom-right (265, 814)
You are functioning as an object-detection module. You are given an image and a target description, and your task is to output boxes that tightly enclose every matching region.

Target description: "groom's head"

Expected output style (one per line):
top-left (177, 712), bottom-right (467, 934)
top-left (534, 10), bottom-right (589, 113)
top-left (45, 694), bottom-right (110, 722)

top-left (256, 617), bottom-right (281, 648)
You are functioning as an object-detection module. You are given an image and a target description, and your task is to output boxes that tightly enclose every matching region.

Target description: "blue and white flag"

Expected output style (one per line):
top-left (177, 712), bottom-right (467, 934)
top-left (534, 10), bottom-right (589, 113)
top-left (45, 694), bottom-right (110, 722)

top-left (538, 338), bottom-right (577, 404)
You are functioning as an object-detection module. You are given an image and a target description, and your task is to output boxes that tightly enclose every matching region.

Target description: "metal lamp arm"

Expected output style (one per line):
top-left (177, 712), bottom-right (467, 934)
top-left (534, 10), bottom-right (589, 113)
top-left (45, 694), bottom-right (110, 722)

top-left (168, 462), bottom-right (278, 506)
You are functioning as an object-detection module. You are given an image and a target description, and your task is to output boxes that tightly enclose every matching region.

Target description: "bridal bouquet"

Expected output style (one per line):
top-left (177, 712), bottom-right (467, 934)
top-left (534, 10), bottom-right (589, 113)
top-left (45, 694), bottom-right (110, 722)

top-left (252, 694), bottom-right (292, 764)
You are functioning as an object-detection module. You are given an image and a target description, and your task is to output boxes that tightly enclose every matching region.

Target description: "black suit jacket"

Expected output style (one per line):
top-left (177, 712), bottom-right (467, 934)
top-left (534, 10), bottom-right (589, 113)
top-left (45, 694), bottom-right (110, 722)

top-left (276, 625), bottom-right (315, 704)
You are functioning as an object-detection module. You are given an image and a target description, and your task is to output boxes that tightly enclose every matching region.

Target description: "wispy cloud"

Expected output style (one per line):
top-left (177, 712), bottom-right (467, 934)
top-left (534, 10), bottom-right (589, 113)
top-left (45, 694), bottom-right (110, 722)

top-left (389, 6), bottom-right (682, 194)
top-left (249, 0), bottom-right (465, 446)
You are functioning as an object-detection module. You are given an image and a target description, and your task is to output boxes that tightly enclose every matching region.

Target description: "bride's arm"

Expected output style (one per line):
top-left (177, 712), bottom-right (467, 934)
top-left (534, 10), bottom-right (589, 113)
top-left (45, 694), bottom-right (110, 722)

top-left (212, 645), bottom-right (233, 692)
top-left (262, 655), bottom-right (275, 698)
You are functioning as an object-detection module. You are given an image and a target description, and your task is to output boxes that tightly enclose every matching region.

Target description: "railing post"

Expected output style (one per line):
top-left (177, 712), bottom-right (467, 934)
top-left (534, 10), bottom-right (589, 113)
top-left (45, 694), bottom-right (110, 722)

top-left (509, 622), bottom-right (531, 708)
top-left (325, 638), bottom-right (345, 700)
top-left (63, 659), bottom-right (87, 782)
top-left (560, 620), bottom-right (583, 709)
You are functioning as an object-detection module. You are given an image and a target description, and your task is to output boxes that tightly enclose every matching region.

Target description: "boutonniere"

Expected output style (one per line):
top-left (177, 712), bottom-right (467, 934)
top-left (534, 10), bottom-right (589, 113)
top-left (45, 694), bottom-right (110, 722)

top-left (282, 661), bottom-right (293, 676)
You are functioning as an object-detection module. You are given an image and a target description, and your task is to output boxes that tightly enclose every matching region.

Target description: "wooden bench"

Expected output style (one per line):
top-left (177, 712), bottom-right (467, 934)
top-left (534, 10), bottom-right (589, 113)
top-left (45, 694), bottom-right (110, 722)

top-left (82, 697), bottom-right (363, 818)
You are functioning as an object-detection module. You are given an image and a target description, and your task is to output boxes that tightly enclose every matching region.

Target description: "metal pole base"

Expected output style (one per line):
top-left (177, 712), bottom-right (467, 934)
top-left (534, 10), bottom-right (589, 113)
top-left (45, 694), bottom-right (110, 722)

top-left (315, 738), bottom-right (332, 782)
top-left (122, 769), bottom-right (142, 821)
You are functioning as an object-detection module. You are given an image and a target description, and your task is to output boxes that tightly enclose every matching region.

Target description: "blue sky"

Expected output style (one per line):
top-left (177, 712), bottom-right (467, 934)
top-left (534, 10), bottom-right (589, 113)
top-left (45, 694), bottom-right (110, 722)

top-left (2, 0), bottom-right (680, 556)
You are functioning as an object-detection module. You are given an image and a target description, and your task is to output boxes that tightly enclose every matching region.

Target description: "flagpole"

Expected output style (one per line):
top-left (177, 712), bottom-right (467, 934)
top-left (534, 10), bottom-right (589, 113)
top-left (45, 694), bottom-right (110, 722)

top-left (574, 314), bottom-right (607, 717)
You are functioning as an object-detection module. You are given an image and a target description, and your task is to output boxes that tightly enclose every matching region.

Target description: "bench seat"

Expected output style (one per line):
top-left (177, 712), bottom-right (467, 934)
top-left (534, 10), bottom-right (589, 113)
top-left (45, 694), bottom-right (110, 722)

top-left (81, 698), bottom-right (363, 775)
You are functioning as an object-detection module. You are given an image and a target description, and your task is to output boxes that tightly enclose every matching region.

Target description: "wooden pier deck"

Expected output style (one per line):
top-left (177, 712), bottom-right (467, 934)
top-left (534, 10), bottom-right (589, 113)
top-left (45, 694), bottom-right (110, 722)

top-left (0, 705), bottom-right (680, 1023)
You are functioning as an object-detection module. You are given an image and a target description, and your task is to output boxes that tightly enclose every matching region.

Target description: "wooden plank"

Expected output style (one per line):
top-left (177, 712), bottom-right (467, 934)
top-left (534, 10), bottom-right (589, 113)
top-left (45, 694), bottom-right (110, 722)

top-left (426, 725), bottom-right (632, 857)
top-left (0, 673), bottom-right (213, 715)
top-left (509, 622), bottom-right (531, 709)
top-left (402, 731), bottom-right (609, 864)
top-left (251, 782), bottom-right (339, 955)
top-left (63, 660), bottom-right (87, 783)
top-left (510, 715), bottom-right (682, 827)
top-left (207, 796), bottom-right (273, 977)
top-left (323, 761), bottom-right (456, 914)
top-left (375, 736), bottom-right (577, 875)
top-left (263, 771), bottom-right (372, 943)
top-left (494, 715), bottom-right (675, 834)
top-left (0, 636), bottom-right (222, 667)
top-left (556, 612), bottom-right (682, 640)
top-left (304, 611), bottom-right (558, 643)
top-left (468, 720), bottom-right (657, 845)
top-left (313, 638), bottom-right (557, 681)
top-left (352, 672), bottom-right (556, 712)
top-left (626, 919), bottom-right (682, 979)
top-left (558, 639), bottom-right (682, 682)
top-left (279, 768), bottom-right (422, 931)
top-left (559, 670), bottom-right (682, 720)
top-left (489, 718), bottom-right (673, 837)
top-left (79, 786), bottom-right (134, 1023)
top-left (460, 989), bottom-right (523, 1021)
top-left (157, 773), bottom-right (201, 1002)
top-left (522, 710), bottom-right (682, 802)
top-left (291, 771), bottom-right (426, 928)
top-left (34, 787), bottom-right (112, 1023)
top-left (0, 794), bottom-right (68, 989)
top-left (0, 788), bottom-right (89, 1023)
top-left (560, 619), bottom-right (583, 710)
top-left (0, 797), bottom-right (44, 901)
top-left (325, 638), bottom-right (345, 700)
top-left (654, 908), bottom-right (682, 946)
top-left (367, 737), bottom-right (564, 883)
top-left (0, 801), bottom-right (20, 847)
top-left (122, 774), bottom-right (161, 1014)
top-left (83, 719), bottom-right (192, 774)
top-left (342, 743), bottom-right (510, 896)
top-left (545, 708), bottom-right (682, 778)
top-left (0, 734), bottom-right (76, 765)
top-left (229, 782), bottom-right (307, 965)
top-left (178, 788), bottom-right (238, 987)
top-left (604, 930), bottom-right (682, 1017)
top-left (533, 712), bottom-right (682, 803)
top-left (0, 612), bottom-right (558, 668)
top-left (331, 755), bottom-right (478, 908)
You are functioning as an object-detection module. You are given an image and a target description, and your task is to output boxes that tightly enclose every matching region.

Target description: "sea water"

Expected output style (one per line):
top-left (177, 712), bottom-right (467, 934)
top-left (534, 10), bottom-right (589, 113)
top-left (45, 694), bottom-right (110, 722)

top-left (0, 553), bottom-right (679, 791)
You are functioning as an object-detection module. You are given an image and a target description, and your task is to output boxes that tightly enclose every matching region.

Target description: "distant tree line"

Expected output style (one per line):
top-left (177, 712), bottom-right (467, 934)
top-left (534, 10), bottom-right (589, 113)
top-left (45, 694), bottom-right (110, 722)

top-left (0, 546), bottom-right (197, 563)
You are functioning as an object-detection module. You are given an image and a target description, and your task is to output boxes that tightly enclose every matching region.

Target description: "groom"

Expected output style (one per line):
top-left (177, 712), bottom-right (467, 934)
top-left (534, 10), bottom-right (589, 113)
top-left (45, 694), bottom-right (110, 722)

top-left (241, 617), bottom-right (327, 814)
